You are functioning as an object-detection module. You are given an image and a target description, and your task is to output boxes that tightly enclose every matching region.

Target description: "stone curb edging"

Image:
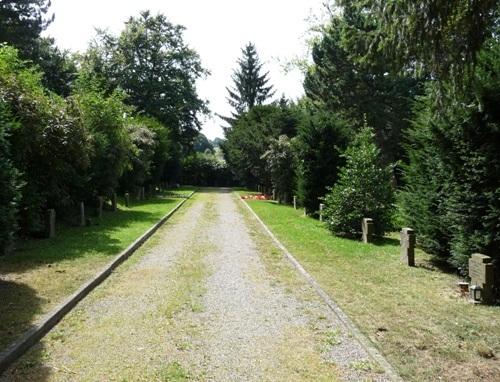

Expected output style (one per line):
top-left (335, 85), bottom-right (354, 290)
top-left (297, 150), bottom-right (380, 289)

top-left (238, 195), bottom-right (402, 382)
top-left (0, 191), bottom-right (196, 374)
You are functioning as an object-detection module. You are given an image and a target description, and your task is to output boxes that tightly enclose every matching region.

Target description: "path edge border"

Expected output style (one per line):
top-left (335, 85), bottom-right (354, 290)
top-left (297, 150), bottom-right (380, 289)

top-left (237, 194), bottom-right (402, 382)
top-left (0, 190), bottom-right (196, 374)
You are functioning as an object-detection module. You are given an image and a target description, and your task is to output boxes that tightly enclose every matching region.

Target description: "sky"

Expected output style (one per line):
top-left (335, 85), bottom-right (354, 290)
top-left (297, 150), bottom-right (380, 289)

top-left (44, 0), bottom-right (328, 140)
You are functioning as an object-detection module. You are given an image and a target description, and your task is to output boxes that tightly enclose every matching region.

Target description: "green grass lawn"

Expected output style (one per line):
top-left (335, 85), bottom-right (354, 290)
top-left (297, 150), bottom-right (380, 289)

top-left (0, 189), bottom-right (194, 351)
top-left (243, 197), bottom-right (500, 382)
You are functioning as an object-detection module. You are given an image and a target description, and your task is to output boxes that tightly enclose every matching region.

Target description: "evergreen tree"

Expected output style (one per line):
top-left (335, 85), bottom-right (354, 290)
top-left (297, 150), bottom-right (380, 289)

top-left (399, 39), bottom-right (500, 270)
top-left (295, 104), bottom-right (349, 215)
top-left (323, 125), bottom-right (395, 236)
top-left (0, 0), bottom-right (53, 57)
top-left (222, 43), bottom-right (274, 126)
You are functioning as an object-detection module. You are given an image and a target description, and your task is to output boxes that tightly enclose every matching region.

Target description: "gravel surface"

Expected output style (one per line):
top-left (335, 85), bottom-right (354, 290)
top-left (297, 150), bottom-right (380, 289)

top-left (1, 190), bottom-right (391, 381)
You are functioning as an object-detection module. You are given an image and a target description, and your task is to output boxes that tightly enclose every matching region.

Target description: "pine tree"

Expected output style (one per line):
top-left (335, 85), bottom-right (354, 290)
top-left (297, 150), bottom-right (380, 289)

top-left (221, 43), bottom-right (274, 126)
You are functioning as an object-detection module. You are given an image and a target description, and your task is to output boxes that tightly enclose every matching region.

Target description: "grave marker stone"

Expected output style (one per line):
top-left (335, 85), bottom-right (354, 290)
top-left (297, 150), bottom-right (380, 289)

top-left (362, 218), bottom-right (374, 243)
top-left (469, 253), bottom-right (495, 304)
top-left (79, 202), bottom-right (85, 227)
top-left (46, 209), bottom-right (56, 238)
top-left (400, 228), bottom-right (416, 266)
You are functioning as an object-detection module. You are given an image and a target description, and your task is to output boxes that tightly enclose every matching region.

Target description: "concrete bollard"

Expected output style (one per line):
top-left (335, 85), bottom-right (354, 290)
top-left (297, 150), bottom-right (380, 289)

top-left (362, 218), bottom-right (374, 243)
top-left (80, 202), bottom-right (85, 227)
top-left (125, 193), bottom-right (130, 207)
top-left (319, 204), bottom-right (325, 222)
top-left (400, 228), bottom-right (416, 266)
top-left (46, 209), bottom-right (56, 238)
top-left (112, 193), bottom-right (117, 212)
top-left (97, 196), bottom-right (104, 219)
top-left (293, 196), bottom-right (297, 210)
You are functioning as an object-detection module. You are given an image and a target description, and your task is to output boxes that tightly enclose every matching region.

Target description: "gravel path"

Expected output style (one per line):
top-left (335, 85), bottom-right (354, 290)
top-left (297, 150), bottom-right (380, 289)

top-left (1, 190), bottom-right (391, 381)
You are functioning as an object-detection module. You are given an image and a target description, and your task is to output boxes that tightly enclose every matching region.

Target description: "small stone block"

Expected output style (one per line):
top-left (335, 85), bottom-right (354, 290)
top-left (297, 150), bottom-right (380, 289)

top-left (400, 227), bottom-right (416, 266)
top-left (79, 202), bottom-right (85, 227)
top-left (469, 253), bottom-right (495, 304)
top-left (46, 209), bottom-right (56, 238)
top-left (362, 218), bottom-right (374, 243)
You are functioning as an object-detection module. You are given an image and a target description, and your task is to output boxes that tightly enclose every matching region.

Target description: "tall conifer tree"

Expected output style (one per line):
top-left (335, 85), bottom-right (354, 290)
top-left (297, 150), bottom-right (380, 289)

top-left (221, 43), bottom-right (274, 127)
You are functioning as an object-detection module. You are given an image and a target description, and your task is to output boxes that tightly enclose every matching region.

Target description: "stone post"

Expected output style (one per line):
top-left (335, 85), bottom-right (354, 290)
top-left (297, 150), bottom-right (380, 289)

top-left (362, 218), bottom-right (374, 243)
top-left (272, 189), bottom-right (276, 201)
top-left (469, 253), bottom-right (495, 304)
top-left (319, 204), bottom-right (325, 222)
top-left (125, 193), bottom-right (130, 207)
top-left (141, 187), bottom-right (145, 200)
top-left (46, 209), bottom-right (56, 238)
top-left (97, 196), bottom-right (104, 219)
top-left (293, 196), bottom-right (297, 210)
top-left (400, 228), bottom-right (416, 266)
top-left (112, 193), bottom-right (117, 212)
top-left (137, 188), bottom-right (141, 201)
top-left (79, 202), bottom-right (85, 227)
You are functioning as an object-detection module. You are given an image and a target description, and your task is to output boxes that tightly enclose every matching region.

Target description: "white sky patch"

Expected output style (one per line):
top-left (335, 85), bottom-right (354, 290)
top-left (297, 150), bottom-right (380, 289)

top-left (44, 0), bottom-right (327, 139)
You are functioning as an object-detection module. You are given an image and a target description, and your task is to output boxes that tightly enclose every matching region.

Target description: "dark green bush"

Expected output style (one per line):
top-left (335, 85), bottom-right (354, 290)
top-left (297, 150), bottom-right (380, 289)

top-left (0, 102), bottom-right (22, 254)
top-left (295, 106), bottom-right (349, 215)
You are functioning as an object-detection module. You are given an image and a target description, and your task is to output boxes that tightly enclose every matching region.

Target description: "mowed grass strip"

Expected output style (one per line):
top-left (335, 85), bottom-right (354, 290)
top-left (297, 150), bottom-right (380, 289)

top-left (0, 188), bottom-right (194, 351)
top-left (244, 198), bottom-right (500, 382)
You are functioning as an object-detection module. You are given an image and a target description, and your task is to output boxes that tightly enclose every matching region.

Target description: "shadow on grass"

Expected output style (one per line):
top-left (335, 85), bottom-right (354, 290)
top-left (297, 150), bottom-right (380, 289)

top-left (0, 198), bottom-right (177, 273)
top-left (0, 281), bottom-right (52, 381)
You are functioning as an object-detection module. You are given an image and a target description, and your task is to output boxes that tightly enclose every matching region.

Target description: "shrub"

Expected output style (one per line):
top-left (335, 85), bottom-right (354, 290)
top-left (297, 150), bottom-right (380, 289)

top-left (323, 125), bottom-right (395, 236)
top-left (295, 106), bottom-right (349, 214)
top-left (0, 102), bottom-right (22, 254)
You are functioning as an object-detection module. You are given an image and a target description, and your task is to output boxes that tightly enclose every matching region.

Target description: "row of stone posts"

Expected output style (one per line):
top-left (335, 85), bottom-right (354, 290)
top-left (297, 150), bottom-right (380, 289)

top-left (45, 186), bottom-right (161, 239)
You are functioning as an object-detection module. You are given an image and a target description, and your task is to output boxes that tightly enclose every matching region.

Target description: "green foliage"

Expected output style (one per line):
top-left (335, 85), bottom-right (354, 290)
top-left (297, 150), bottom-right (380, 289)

top-left (193, 133), bottom-right (214, 153)
top-left (0, 102), bottom-right (22, 254)
top-left (337, 0), bottom-right (499, 80)
top-left (181, 152), bottom-right (233, 187)
top-left (81, 11), bottom-right (208, 146)
top-left (0, 46), bottom-right (90, 232)
top-left (72, 85), bottom-right (132, 198)
top-left (323, 126), bottom-right (395, 236)
top-left (0, 0), bottom-right (53, 57)
top-left (31, 37), bottom-right (77, 96)
top-left (399, 40), bottom-right (500, 270)
top-left (261, 135), bottom-right (295, 203)
top-left (221, 42), bottom-right (275, 125)
top-left (223, 102), bottom-right (300, 187)
top-left (294, 105), bottom-right (349, 214)
top-left (304, 12), bottom-right (421, 164)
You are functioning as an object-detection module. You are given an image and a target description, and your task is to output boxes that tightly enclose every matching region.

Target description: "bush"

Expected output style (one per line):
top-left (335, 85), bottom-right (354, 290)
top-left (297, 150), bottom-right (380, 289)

top-left (261, 135), bottom-right (295, 203)
top-left (323, 126), bottom-right (395, 236)
top-left (295, 106), bottom-right (349, 214)
top-left (0, 46), bottom-right (90, 232)
top-left (0, 102), bottom-right (22, 254)
top-left (399, 39), bottom-right (500, 270)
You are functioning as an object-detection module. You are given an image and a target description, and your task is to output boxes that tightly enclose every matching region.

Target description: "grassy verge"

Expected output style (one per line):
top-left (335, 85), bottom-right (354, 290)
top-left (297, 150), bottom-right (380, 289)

top-left (242, 196), bottom-right (500, 381)
top-left (0, 189), bottom-right (194, 351)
